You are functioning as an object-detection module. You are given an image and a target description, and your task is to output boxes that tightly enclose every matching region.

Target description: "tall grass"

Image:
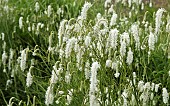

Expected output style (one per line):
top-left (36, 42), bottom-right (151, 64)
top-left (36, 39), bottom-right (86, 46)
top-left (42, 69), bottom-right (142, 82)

top-left (0, 0), bottom-right (170, 105)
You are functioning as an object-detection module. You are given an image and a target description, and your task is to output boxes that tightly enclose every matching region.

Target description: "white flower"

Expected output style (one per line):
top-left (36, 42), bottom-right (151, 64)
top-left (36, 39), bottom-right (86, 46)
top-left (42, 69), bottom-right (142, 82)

top-left (48, 34), bottom-right (53, 49)
top-left (140, 92), bottom-right (149, 105)
top-left (55, 100), bottom-right (59, 104)
top-left (30, 59), bottom-right (35, 66)
top-left (58, 20), bottom-right (67, 46)
top-left (121, 32), bottom-right (130, 45)
top-left (2, 51), bottom-right (8, 65)
top-left (133, 72), bottom-right (136, 78)
top-left (74, 17), bottom-right (83, 32)
top-left (122, 0), bottom-right (127, 6)
top-left (122, 89), bottom-right (128, 106)
top-left (8, 59), bottom-right (12, 71)
top-left (3, 68), bottom-right (6, 73)
top-left (32, 23), bottom-right (35, 31)
top-left (139, 0), bottom-right (142, 4)
top-left (2, 41), bottom-right (6, 51)
top-left (150, 93), bottom-right (154, 100)
top-left (26, 16), bottom-right (29, 24)
top-left (84, 36), bottom-right (91, 47)
top-left (65, 37), bottom-right (77, 58)
top-left (126, 48), bottom-right (133, 65)
top-left (85, 61), bottom-right (90, 79)
top-left (108, 5), bottom-right (114, 14)
top-left (20, 48), bottom-right (28, 71)
top-left (45, 85), bottom-right (54, 106)
top-left (47, 5), bottom-right (52, 17)
top-left (132, 0), bottom-right (139, 5)
top-left (47, 24), bottom-right (49, 31)
top-left (80, 2), bottom-right (92, 20)
top-left (138, 80), bottom-right (144, 92)
top-left (50, 63), bottom-right (63, 84)
top-left (114, 72), bottom-right (120, 78)
top-left (162, 88), bottom-right (169, 104)
top-left (144, 82), bottom-right (151, 90)
top-left (96, 13), bottom-right (102, 21)
top-left (120, 40), bottom-right (126, 57)
top-left (151, 83), bottom-right (155, 91)
top-left (148, 32), bottom-right (155, 51)
top-left (35, 2), bottom-right (40, 13)
top-left (35, 23), bottom-right (42, 35)
top-left (141, 3), bottom-right (144, 10)
top-left (131, 23), bottom-right (140, 50)
top-left (65, 71), bottom-right (71, 84)
top-left (89, 62), bottom-right (100, 106)
top-left (129, 11), bottom-right (132, 18)
top-left (166, 15), bottom-right (170, 33)
top-left (122, 90), bottom-right (128, 98)
top-left (149, 1), bottom-right (152, 7)
top-left (57, 8), bottom-right (62, 15)
top-left (155, 8), bottom-right (166, 35)
top-left (110, 12), bottom-right (117, 26)
top-left (133, 72), bottom-right (136, 84)
top-left (58, 91), bottom-right (64, 95)
top-left (76, 47), bottom-right (84, 71)
top-left (19, 17), bottom-right (23, 29)
top-left (50, 70), bottom-right (58, 84)
top-left (94, 18), bottom-right (108, 34)
top-left (66, 89), bottom-right (73, 105)
top-left (28, 26), bottom-right (31, 32)
top-left (59, 48), bottom-right (64, 58)
top-left (104, 0), bottom-right (111, 8)
top-left (4, 5), bottom-right (9, 13)
top-left (90, 62), bottom-right (100, 92)
top-left (90, 94), bottom-right (99, 106)
top-left (1, 33), bottom-right (5, 41)
top-left (107, 29), bottom-right (119, 50)
top-left (112, 61), bottom-right (118, 70)
top-left (128, 0), bottom-right (132, 7)
top-left (106, 59), bottom-right (112, 68)
top-left (41, 24), bottom-right (44, 28)
top-left (74, 42), bottom-right (79, 53)
top-left (6, 79), bottom-right (12, 90)
top-left (26, 66), bottom-right (33, 87)
top-left (131, 94), bottom-right (136, 105)
top-left (155, 83), bottom-right (160, 92)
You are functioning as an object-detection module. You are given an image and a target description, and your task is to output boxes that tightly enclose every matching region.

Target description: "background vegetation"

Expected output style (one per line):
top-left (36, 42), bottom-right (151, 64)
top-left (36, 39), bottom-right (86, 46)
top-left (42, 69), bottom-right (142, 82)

top-left (0, 0), bottom-right (170, 106)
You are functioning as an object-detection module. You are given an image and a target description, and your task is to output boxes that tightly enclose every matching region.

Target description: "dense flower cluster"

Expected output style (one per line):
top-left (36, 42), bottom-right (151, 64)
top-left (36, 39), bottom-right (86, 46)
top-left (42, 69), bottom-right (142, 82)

top-left (0, 0), bottom-right (169, 106)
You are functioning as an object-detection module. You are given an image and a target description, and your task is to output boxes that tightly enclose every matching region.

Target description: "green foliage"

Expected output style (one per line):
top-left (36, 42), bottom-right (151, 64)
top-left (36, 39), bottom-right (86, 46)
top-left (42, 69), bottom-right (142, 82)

top-left (0, 0), bottom-right (170, 106)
